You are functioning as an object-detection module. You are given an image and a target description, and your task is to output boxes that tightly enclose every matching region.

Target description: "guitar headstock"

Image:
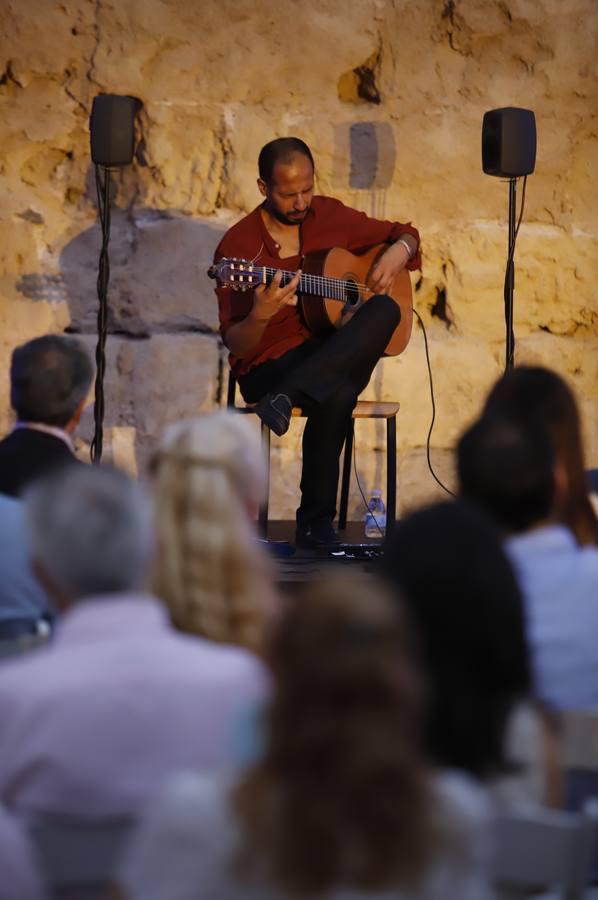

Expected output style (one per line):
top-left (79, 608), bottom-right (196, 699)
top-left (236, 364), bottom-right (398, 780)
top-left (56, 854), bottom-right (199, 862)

top-left (207, 258), bottom-right (262, 292)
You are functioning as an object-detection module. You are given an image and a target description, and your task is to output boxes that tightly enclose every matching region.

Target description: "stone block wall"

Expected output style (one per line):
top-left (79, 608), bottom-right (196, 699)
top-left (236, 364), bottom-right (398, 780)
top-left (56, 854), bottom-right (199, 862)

top-left (1, 0), bottom-right (596, 519)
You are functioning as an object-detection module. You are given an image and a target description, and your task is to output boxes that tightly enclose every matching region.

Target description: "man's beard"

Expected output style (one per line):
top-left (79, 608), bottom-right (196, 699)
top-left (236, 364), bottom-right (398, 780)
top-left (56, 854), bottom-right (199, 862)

top-left (270, 206), bottom-right (309, 226)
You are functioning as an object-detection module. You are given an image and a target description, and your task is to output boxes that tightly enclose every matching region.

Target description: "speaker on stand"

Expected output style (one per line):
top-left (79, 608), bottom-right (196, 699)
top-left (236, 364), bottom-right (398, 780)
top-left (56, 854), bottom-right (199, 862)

top-left (482, 107), bottom-right (537, 371)
top-left (88, 94), bottom-right (137, 462)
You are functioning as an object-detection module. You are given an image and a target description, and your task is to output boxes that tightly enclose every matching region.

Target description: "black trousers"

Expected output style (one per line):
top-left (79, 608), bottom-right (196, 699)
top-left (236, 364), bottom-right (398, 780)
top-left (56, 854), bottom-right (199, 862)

top-left (238, 294), bottom-right (401, 526)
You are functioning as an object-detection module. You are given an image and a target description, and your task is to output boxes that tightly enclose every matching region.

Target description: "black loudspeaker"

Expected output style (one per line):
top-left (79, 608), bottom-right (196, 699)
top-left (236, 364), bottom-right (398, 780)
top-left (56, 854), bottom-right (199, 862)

top-left (482, 107), bottom-right (536, 177)
top-left (90, 94), bottom-right (136, 167)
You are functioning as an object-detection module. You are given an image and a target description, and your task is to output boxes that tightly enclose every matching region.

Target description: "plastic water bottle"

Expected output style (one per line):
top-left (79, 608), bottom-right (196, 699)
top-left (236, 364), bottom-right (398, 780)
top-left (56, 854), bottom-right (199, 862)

top-left (364, 489), bottom-right (386, 538)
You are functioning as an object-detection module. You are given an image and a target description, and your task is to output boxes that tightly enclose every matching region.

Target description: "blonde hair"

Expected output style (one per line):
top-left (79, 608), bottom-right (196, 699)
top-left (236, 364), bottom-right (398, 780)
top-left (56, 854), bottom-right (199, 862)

top-left (151, 410), bottom-right (274, 652)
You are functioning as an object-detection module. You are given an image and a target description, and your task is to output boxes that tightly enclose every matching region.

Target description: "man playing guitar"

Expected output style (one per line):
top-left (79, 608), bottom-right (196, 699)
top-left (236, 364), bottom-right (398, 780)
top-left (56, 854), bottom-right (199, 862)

top-left (213, 138), bottom-right (421, 548)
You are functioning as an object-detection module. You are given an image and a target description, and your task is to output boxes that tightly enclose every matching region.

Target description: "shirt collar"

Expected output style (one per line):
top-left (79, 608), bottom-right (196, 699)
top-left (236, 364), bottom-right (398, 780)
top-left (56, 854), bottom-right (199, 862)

top-left (253, 201), bottom-right (317, 260)
top-left (53, 594), bottom-right (169, 646)
top-left (255, 204), bottom-right (279, 258)
top-left (505, 524), bottom-right (577, 557)
top-left (14, 421), bottom-right (74, 451)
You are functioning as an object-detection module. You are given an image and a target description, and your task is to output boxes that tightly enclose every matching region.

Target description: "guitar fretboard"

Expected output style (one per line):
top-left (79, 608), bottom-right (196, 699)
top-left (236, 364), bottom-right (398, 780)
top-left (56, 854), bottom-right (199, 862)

top-left (260, 266), bottom-right (366, 300)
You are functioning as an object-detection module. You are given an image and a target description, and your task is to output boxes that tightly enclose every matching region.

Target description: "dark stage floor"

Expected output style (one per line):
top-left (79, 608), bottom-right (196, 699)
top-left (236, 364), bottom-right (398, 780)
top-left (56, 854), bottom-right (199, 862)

top-left (260, 520), bottom-right (386, 591)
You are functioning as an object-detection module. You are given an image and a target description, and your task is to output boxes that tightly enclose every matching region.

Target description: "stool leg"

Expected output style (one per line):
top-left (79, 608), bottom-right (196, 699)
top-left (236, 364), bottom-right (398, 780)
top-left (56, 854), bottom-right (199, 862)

top-left (259, 422), bottom-right (271, 536)
top-left (338, 419), bottom-right (354, 531)
top-left (386, 416), bottom-right (397, 533)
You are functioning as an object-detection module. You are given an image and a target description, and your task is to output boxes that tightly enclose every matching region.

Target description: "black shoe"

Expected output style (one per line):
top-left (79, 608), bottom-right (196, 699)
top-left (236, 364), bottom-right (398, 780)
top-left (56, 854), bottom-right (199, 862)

top-left (254, 392), bottom-right (293, 437)
top-left (295, 518), bottom-right (341, 549)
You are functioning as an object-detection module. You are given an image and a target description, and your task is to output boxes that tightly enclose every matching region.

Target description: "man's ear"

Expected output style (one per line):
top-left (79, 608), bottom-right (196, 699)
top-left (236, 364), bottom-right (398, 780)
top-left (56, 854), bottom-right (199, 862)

top-left (65, 396), bottom-right (87, 434)
top-left (257, 177), bottom-right (267, 198)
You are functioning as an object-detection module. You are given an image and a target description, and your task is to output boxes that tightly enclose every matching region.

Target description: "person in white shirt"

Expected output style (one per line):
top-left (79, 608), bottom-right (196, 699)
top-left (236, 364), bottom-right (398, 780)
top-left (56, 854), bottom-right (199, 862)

top-left (0, 464), bottom-right (269, 820)
top-left (458, 413), bottom-right (598, 712)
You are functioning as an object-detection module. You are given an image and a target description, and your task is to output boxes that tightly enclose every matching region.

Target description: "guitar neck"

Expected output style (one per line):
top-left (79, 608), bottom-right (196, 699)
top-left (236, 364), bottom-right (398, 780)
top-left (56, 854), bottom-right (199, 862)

top-left (260, 266), bottom-right (361, 300)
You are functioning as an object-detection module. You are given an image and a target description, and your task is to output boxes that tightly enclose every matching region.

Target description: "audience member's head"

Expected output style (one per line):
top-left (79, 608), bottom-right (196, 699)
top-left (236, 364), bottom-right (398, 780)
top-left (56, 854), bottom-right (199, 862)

top-left (458, 414), bottom-right (557, 533)
top-left (483, 365), bottom-right (598, 545)
top-left (234, 571), bottom-right (443, 895)
top-left (10, 335), bottom-right (93, 431)
top-left (382, 500), bottom-right (531, 781)
top-left (25, 464), bottom-right (153, 608)
top-left (150, 410), bottom-right (274, 652)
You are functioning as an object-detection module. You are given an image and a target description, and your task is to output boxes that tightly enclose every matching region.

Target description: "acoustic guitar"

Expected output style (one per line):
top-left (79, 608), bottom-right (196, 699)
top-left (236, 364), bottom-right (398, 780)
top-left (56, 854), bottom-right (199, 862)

top-left (209, 243), bottom-right (413, 357)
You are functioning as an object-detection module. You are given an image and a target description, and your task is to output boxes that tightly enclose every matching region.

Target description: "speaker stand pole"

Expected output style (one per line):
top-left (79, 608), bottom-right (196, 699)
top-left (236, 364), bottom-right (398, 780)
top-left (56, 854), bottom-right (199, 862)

top-left (91, 165), bottom-right (112, 463)
top-left (505, 177), bottom-right (516, 371)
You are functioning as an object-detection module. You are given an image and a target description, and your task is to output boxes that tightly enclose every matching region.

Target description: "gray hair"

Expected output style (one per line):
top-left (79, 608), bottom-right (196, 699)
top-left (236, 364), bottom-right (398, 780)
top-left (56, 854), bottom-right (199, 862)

top-left (25, 465), bottom-right (153, 600)
top-left (10, 334), bottom-right (93, 426)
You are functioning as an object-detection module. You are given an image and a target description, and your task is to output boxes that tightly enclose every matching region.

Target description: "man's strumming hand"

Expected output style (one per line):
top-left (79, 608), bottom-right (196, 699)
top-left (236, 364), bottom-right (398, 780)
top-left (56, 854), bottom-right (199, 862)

top-left (368, 240), bottom-right (412, 296)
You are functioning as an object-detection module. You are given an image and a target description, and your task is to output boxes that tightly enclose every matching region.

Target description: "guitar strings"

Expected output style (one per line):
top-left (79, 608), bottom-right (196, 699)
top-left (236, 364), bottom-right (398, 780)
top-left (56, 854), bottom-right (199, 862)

top-left (226, 259), bottom-right (390, 299)
top-left (261, 265), bottom-right (371, 298)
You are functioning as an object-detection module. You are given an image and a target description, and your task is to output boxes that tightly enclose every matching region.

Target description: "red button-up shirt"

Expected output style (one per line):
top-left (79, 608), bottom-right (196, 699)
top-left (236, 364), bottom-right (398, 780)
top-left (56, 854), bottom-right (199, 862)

top-left (214, 195), bottom-right (421, 377)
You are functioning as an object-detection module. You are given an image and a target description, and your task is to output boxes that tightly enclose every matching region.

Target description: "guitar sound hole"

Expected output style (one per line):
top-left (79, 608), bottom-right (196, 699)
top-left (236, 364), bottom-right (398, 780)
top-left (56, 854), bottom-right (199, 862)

top-left (344, 279), bottom-right (360, 307)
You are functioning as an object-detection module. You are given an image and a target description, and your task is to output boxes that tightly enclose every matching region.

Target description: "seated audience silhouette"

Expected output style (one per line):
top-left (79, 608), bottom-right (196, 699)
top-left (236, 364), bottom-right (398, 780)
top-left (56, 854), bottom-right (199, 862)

top-left (0, 494), bottom-right (53, 640)
top-left (150, 410), bottom-right (276, 653)
top-left (0, 334), bottom-right (93, 499)
top-left (458, 413), bottom-right (598, 712)
top-left (483, 365), bottom-right (598, 546)
top-left (383, 500), bottom-right (558, 809)
top-left (0, 464), bottom-right (268, 819)
top-left (120, 572), bottom-right (493, 900)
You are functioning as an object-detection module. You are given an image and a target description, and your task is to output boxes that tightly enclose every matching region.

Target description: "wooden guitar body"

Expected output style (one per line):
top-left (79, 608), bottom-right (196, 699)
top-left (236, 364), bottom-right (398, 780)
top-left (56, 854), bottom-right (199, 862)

top-left (208, 243), bottom-right (414, 357)
top-left (300, 245), bottom-right (413, 357)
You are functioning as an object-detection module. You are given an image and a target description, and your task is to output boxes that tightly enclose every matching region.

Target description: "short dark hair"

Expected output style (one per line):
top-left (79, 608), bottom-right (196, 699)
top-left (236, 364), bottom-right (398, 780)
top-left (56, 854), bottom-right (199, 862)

top-left (458, 414), bottom-right (556, 533)
top-left (258, 137), bottom-right (314, 184)
top-left (10, 335), bottom-right (93, 427)
top-left (382, 500), bottom-right (531, 780)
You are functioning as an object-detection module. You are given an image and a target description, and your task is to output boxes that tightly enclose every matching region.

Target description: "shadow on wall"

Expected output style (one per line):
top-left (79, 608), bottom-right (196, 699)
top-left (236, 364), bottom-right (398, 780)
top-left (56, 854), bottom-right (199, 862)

top-left (331, 121), bottom-right (397, 194)
top-left (59, 206), bottom-right (225, 337)
top-left (17, 197), bottom-right (227, 473)
top-left (332, 121), bottom-right (400, 506)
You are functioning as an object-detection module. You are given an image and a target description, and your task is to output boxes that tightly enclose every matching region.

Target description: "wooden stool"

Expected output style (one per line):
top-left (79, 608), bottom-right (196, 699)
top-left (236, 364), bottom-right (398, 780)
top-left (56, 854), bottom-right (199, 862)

top-left (227, 375), bottom-right (400, 536)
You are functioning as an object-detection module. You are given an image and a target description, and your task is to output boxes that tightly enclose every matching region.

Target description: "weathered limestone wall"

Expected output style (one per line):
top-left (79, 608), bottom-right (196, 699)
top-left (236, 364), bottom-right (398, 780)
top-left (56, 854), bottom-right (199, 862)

top-left (1, 0), bottom-right (597, 519)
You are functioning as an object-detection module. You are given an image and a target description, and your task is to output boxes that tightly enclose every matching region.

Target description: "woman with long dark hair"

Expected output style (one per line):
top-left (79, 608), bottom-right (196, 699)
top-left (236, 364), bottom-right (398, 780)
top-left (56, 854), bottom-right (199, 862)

top-left (382, 500), bottom-right (558, 808)
top-left (483, 365), bottom-right (598, 546)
